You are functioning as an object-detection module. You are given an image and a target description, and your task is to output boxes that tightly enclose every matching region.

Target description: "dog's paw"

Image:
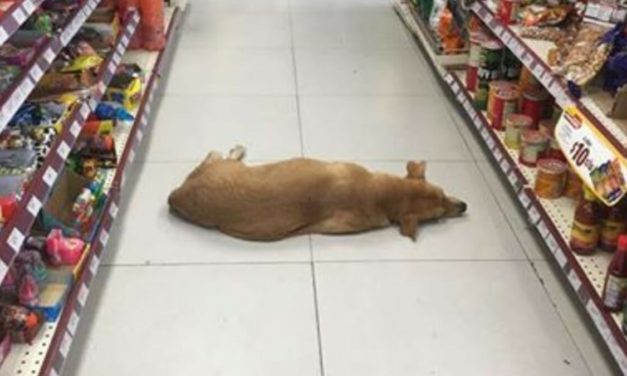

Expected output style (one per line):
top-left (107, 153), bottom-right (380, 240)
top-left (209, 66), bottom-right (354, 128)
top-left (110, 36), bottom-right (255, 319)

top-left (229, 145), bottom-right (247, 161)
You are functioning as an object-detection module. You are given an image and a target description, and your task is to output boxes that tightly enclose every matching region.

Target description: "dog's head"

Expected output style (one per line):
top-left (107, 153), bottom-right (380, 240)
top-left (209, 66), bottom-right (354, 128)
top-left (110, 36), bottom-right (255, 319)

top-left (399, 161), bottom-right (467, 240)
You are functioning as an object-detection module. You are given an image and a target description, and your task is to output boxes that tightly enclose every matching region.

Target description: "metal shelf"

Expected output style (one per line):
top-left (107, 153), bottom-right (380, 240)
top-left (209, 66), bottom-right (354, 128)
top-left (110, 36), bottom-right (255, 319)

top-left (0, 0), bottom-right (45, 45)
top-left (0, 0), bottom-right (102, 134)
top-left (0, 10), bottom-right (140, 288)
top-left (443, 69), bottom-right (627, 373)
top-left (0, 3), bottom-right (185, 375)
top-left (470, 0), bottom-right (627, 157)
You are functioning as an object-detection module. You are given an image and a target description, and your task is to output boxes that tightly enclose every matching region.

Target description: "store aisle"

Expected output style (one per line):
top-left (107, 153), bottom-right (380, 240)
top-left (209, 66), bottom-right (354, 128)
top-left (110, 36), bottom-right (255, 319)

top-left (64, 0), bottom-right (615, 375)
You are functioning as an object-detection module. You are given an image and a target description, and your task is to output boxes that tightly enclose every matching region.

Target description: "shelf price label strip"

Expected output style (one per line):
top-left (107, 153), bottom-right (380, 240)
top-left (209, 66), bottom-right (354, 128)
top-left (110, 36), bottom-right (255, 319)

top-left (0, 11), bottom-right (140, 284)
top-left (38, 8), bottom-right (183, 376)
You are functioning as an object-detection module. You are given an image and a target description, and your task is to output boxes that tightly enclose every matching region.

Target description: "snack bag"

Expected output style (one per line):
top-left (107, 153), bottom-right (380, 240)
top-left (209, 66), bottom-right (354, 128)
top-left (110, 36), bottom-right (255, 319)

top-left (139, 0), bottom-right (166, 51)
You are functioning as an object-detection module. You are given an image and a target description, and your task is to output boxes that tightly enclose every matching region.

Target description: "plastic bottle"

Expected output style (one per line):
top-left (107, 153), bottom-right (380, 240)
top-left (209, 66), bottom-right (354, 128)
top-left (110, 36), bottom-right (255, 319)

top-left (139, 0), bottom-right (166, 51)
top-left (603, 235), bottom-right (627, 311)
top-left (600, 200), bottom-right (627, 252)
top-left (570, 188), bottom-right (602, 255)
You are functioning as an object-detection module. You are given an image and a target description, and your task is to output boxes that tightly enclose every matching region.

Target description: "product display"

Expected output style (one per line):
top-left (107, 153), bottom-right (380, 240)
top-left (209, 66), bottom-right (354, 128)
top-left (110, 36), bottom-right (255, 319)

top-left (395, 0), bottom-right (627, 368)
top-left (0, 0), bottom-right (183, 374)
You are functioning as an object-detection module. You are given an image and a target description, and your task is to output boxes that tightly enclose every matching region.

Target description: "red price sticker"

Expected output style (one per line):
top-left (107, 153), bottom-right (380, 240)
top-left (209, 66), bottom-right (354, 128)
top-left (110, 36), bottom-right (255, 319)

top-left (556, 106), bottom-right (627, 206)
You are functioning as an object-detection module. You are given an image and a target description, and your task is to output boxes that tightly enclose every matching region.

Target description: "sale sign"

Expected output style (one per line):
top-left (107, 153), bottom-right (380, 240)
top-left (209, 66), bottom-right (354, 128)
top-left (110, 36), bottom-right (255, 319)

top-left (555, 106), bottom-right (627, 206)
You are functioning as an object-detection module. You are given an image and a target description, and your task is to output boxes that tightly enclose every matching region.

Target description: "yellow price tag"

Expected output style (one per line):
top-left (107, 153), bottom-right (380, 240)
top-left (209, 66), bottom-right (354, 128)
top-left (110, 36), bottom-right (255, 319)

top-left (555, 106), bottom-right (627, 206)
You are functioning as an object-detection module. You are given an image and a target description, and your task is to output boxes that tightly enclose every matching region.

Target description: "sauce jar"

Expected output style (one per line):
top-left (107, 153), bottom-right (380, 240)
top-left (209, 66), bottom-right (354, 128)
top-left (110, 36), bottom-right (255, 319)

top-left (534, 159), bottom-right (567, 199)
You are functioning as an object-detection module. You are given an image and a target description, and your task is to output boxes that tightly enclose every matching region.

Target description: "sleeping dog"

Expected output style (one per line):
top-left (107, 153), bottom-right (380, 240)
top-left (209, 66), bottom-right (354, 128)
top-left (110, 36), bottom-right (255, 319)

top-left (168, 146), bottom-right (467, 241)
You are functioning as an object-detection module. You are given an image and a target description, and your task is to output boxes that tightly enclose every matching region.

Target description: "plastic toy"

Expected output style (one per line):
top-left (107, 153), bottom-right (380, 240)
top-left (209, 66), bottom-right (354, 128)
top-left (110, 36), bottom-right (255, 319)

top-left (72, 187), bottom-right (96, 227)
top-left (45, 229), bottom-right (85, 266)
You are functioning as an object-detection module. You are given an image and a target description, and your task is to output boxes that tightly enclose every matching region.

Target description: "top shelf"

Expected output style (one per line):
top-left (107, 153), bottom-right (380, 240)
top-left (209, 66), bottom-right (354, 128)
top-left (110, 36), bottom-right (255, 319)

top-left (470, 0), bottom-right (627, 155)
top-left (0, 0), bottom-right (44, 45)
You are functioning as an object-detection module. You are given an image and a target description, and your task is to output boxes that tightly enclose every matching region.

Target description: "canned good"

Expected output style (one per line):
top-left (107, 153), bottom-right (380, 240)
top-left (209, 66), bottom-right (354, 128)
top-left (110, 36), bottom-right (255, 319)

top-left (504, 113), bottom-right (533, 149)
top-left (487, 81), bottom-right (508, 117)
top-left (535, 158), bottom-right (567, 199)
top-left (521, 88), bottom-right (551, 128)
top-left (497, 0), bottom-right (521, 25)
top-left (520, 129), bottom-right (548, 166)
top-left (564, 168), bottom-right (583, 200)
top-left (518, 67), bottom-right (541, 93)
top-left (502, 49), bottom-right (522, 80)
top-left (489, 83), bottom-right (519, 130)
top-left (475, 38), bottom-right (504, 110)
top-left (466, 32), bottom-right (485, 91)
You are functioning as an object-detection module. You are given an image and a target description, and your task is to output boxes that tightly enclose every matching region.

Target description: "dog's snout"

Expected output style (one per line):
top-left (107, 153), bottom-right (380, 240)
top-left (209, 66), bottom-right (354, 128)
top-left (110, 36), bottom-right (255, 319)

top-left (458, 201), bottom-right (467, 214)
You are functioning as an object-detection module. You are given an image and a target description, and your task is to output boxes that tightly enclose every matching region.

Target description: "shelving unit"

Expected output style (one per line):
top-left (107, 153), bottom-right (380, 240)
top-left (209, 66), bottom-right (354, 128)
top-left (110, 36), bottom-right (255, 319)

top-left (0, 0), bottom-right (102, 133)
top-left (0, 9), bottom-right (141, 287)
top-left (0, 2), bottom-right (186, 375)
top-left (397, 0), bottom-right (627, 372)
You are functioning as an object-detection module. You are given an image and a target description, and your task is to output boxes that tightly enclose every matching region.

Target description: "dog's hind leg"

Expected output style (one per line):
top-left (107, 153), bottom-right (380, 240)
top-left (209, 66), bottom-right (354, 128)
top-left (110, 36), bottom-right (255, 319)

top-left (228, 145), bottom-right (247, 161)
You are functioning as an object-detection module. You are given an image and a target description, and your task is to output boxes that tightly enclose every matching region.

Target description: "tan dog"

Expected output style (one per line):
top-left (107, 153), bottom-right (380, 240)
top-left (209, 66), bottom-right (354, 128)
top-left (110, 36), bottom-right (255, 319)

top-left (168, 146), bottom-right (467, 241)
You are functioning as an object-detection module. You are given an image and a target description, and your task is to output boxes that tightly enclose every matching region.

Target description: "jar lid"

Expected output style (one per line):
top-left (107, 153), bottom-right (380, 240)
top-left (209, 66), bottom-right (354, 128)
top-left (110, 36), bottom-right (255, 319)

top-left (522, 129), bottom-right (548, 143)
top-left (538, 158), bottom-right (567, 174)
top-left (506, 113), bottom-right (533, 127)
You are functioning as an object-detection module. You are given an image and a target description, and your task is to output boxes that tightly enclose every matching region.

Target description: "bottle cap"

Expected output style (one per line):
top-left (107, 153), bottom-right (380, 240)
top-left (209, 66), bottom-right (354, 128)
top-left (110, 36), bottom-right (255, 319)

top-left (618, 235), bottom-right (627, 251)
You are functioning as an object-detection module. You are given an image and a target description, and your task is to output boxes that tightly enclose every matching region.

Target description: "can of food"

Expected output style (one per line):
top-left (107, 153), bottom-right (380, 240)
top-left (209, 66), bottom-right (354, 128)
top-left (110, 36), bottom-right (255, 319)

top-left (466, 32), bottom-right (485, 91)
top-left (535, 159), bottom-right (568, 199)
top-left (521, 88), bottom-right (551, 128)
top-left (538, 118), bottom-right (556, 138)
top-left (497, 0), bottom-right (521, 25)
top-left (502, 49), bottom-right (522, 80)
top-left (504, 113), bottom-right (533, 149)
top-left (475, 38), bottom-right (504, 110)
top-left (519, 129), bottom-right (548, 166)
top-left (489, 83), bottom-right (519, 130)
top-left (518, 67), bottom-right (541, 93)
top-left (487, 81), bottom-right (508, 118)
top-left (564, 168), bottom-right (583, 200)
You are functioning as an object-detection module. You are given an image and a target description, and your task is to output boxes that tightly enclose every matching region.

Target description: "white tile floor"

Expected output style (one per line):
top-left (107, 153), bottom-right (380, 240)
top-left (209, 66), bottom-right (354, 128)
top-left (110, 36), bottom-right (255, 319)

top-left (64, 0), bottom-right (618, 374)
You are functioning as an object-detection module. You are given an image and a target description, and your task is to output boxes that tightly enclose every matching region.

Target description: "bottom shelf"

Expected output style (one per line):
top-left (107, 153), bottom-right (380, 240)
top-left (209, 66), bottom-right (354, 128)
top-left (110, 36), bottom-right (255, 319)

top-left (0, 3), bottom-right (186, 376)
top-left (441, 69), bottom-right (627, 372)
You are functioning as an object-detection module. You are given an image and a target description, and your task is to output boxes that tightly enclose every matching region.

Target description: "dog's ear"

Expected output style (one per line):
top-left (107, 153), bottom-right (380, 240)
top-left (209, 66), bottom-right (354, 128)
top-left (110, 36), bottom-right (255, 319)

top-left (400, 215), bottom-right (419, 241)
top-left (406, 161), bottom-right (426, 180)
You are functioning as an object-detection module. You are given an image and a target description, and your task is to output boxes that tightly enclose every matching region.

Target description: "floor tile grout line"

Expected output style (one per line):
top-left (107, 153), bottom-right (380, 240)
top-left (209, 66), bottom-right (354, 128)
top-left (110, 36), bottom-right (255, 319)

top-left (288, 1), bottom-right (324, 373)
top-left (134, 158), bottom-right (480, 165)
top-left (287, 0), bottom-right (305, 157)
top-left (100, 258), bottom-right (536, 268)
